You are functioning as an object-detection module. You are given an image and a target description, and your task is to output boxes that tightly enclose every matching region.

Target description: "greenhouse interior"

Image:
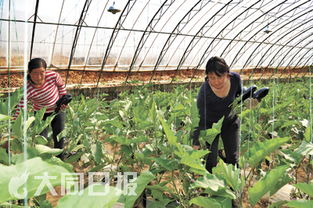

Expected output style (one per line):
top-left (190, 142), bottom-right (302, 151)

top-left (0, 0), bottom-right (313, 207)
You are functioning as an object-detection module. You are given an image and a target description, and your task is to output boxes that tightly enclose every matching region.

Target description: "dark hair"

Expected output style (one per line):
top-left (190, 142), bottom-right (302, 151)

top-left (27, 58), bottom-right (47, 80)
top-left (205, 56), bottom-right (229, 76)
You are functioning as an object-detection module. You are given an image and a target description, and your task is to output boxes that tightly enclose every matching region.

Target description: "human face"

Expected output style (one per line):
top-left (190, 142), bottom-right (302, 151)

top-left (207, 72), bottom-right (228, 89)
top-left (29, 67), bottom-right (46, 86)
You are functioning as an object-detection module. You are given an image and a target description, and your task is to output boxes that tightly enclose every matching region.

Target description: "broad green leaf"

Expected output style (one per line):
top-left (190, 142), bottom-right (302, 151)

top-left (0, 147), bottom-right (9, 165)
top-left (147, 183), bottom-right (175, 198)
top-left (212, 160), bottom-right (243, 192)
top-left (190, 99), bottom-right (199, 128)
top-left (189, 149), bottom-right (210, 159)
top-left (248, 165), bottom-right (290, 206)
top-left (200, 117), bottom-right (224, 146)
top-left (304, 125), bottom-right (312, 143)
top-left (0, 89), bottom-right (23, 115)
top-left (33, 111), bottom-right (55, 136)
top-left (148, 101), bottom-right (157, 124)
top-left (0, 114), bottom-right (11, 122)
top-left (56, 184), bottom-right (121, 208)
top-left (180, 155), bottom-right (207, 171)
top-left (11, 115), bottom-right (35, 139)
top-left (189, 196), bottom-right (231, 208)
top-left (191, 174), bottom-right (225, 192)
top-left (94, 141), bottom-right (103, 164)
top-left (25, 116), bottom-right (35, 132)
top-left (11, 113), bottom-right (23, 138)
top-left (204, 187), bottom-right (236, 199)
top-left (0, 157), bottom-right (72, 202)
top-left (201, 128), bottom-right (219, 145)
top-left (34, 135), bottom-right (48, 145)
top-left (293, 183), bottom-right (313, 197)
top-left (294, 141), bottom-right (313, 157)
top-left (34, 144), bottom-right (63, 156)
top-left (157, 111), bottom-right (177, 146)
top-left (243, 137), bottom-right (289, 168)
top-left (286, 200), bottom-right (313, 208)
top-left (120, 171), bottom-right (155, 208)
top-left (268, 200), bottom-right (288, 208)
top-left (154, 157), bottom-right (179, 171)
top-left (147, 199), bottom-right (172, 208)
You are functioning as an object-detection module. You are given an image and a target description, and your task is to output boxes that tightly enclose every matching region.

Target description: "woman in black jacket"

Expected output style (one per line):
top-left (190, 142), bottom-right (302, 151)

top-left (192, 56), bottom-right (242, 173)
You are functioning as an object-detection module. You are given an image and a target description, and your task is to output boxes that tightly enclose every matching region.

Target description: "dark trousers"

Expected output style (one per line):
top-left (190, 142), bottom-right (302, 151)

top-left (40, 112), bottom-right (65, 151)
top-left (193, 116), bottom-right (240, 173)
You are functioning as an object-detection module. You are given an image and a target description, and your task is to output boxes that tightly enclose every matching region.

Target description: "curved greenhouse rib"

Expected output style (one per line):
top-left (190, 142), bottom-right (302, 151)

top-left (48, 0), bottom-right (65, 67)
top-left (79, 0), bottom-right (110, 85)
top-left (124, 0), bottom-right (177, 83)
top-left (218, 1), bottom-right (288, 61)
top-left (244, 11), bottom-right (313, 80)
top-left (294, 51), bottom-right (313, 79)
top-left (227, 0), bottom-right (310, 70)
top-left (29, 0), bottom-right (40, 60)
top-left (199, 0), bottom-right (273, 61)
top-left (188, 0), bottom-right (262, 82)
top-left (65, 0), bottom-right (93, 85)
top-left (256, 21), bottom-right (313, 80)
top-left (112, 0), bottom-right (150, 72)
top-left (96, 0), bottom-right (137, 88)
top-left (219, 0), bottom-right (288, 65)
top-left (266, 32), bottom-right (313, 80)
top-left (149, 0), bottom-right (211, 83)
top-left (277, 36), bottom-right (313, 79)
top-left (173, 0), bottom-right (234, 74)
top-left (240, 8), bottom-right (313, 79)
top-left (126, 0), bottom-right (190, 80)
top-left (269, 36), bottom-right (313, 80)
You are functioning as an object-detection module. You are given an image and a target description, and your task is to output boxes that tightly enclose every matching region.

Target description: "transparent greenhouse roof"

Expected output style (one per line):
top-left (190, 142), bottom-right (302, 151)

top-left (1, 0), bottom-right (313, 85)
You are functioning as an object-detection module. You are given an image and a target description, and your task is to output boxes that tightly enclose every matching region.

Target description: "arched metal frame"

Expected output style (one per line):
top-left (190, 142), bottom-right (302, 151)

top-left (126, 0), bottom-right (188, 83)
top-left (79, 0), bottom-right (109, 84)
top-left (96, 0), bottom-right (136, 88)
top-left (1, 0), bottom-right (313, 87)
top-left (256, 23), bottom-right (313, 80)
top-left (277, 37), bottom-right (313, 79)
top-left (125, 0), bottom-right (175, 83)
top-left (294, 53), bottom-right (313, 79)
top-left (149, 0), bottom-right (211, 83)
top-left (48, 0), bottom-right (66, 67)
top-left (65, 0), bottom-right (93, 85)
top-left (240, 5), bottom-right (313, 78)
top-left (29, 0), bottom-right (40, 60)
top-left (188, 0), bottom-right (262, 82)
top-left (174, 0), bottom-right (235, 74)
top-left (228, 0), bottom-right (312, 71)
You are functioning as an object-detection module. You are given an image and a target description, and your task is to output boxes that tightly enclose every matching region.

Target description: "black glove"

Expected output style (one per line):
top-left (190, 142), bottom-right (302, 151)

top-left (55, 94), bottom-right (72, 113)
top-left (239, 85), bottom-right (257, 103)
top-left (253, 87), bottom-right (269, 102)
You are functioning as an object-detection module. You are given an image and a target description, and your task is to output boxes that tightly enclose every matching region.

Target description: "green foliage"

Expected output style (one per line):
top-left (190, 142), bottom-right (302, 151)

top-left (56, 184), bottom-right (122, 208)
top-left (286, 200), bottom-right (313, 208)
top-left (0, 157), bottom-right (72, 203)
top-left (119, 171), bottom-right (155, 208)
top-left (0, 89), bottom-right (23, 115)
top-left (1, 80), bottom-right (313, 207)
top-left (212, 160), bottom-right (243, 193)
top-left (293, 183), bottom-right (313, 198)
top-left (242, 137), bottom-right (290, 168)
top-left (248, 165), bottom-right (291, 206)
top-left (189, 196), bottom-right (231, 208)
